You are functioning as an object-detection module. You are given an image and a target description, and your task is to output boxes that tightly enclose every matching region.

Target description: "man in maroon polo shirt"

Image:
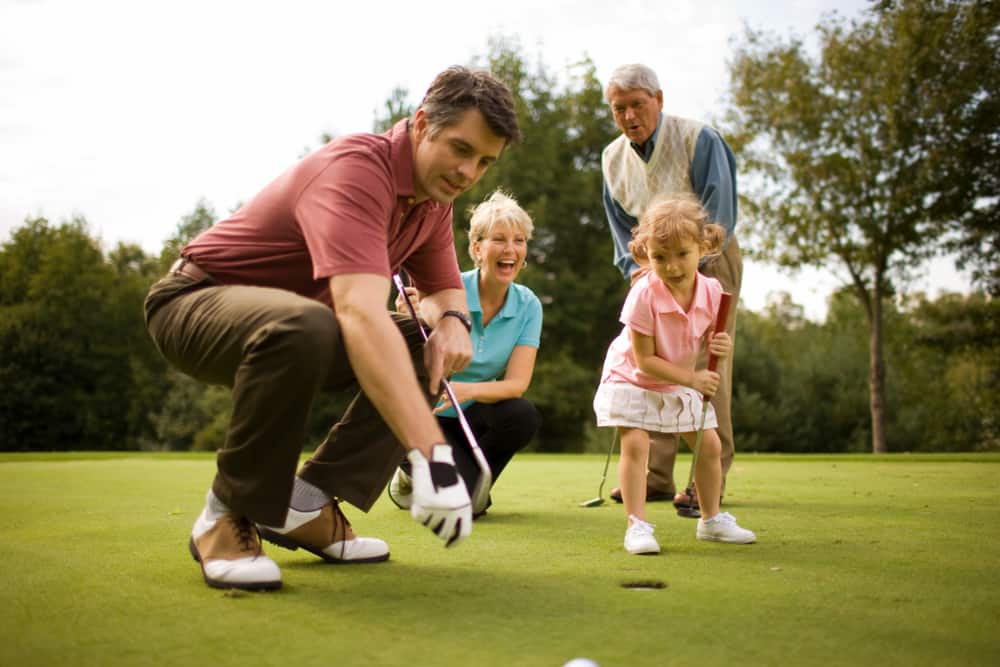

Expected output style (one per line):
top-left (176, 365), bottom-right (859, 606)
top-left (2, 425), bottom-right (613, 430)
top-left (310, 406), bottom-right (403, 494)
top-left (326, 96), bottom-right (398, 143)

top-left (144, 66), bottom-right (521, 591)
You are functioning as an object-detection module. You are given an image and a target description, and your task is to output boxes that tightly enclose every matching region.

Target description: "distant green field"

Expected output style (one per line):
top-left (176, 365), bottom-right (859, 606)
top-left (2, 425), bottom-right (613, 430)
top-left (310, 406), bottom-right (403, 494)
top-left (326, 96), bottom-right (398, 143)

top-left (1, 453), bottom-right (998, 667)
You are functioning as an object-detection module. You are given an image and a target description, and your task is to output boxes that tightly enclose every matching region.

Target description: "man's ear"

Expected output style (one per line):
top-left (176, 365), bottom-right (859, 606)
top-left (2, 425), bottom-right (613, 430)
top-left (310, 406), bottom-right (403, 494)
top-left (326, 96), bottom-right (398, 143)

top-left (412, 108), bottom-right (429, 143)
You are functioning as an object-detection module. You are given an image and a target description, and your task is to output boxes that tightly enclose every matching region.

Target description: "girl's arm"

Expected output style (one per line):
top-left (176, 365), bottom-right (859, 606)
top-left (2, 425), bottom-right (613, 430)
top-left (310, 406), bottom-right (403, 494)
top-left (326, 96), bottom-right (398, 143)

top-left (631, 329), bottom-right (721, 397)
top-left (434, 345), bottom-right (538, 413)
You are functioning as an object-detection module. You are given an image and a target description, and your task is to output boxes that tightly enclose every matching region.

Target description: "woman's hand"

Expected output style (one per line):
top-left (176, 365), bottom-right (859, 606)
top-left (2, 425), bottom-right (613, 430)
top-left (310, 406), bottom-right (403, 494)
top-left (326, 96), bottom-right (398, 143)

top-left (395, 285), bottom-right (420, 314)
top-left (433, 382), bottom-right (472, 414)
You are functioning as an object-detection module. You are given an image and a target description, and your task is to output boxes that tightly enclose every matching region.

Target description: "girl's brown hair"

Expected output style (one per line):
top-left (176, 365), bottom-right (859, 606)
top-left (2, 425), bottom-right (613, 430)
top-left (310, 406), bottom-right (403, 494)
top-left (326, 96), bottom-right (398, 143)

top-left (628, 195), bottom-right (726, 265)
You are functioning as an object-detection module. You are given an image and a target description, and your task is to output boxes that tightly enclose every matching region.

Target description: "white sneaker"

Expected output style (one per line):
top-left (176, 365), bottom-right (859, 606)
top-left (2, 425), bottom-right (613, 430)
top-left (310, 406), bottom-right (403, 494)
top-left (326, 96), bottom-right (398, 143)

top-left (696, 512), bottom-right (757, 544)
top-left (189, 509), bottom-right (282, 590)
top-left (387, 467), bottom-right (413, 510)
top-left (259, 502), bottom-right (390, 563)
top-left (624, 515), bottom-right (661, 555)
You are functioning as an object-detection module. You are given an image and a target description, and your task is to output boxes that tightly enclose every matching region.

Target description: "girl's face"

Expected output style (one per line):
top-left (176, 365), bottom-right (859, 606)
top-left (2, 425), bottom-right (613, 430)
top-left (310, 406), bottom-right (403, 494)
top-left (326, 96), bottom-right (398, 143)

top-left (645, 235), bottom-right (702, 296)
top-left (473, 220), bottom-right (528, 287)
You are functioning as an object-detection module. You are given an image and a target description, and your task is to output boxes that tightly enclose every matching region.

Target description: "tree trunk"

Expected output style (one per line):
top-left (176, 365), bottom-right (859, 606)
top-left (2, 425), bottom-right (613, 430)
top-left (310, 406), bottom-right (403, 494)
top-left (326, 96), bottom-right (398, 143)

top-left (868, 286), bottom-right (888, 453)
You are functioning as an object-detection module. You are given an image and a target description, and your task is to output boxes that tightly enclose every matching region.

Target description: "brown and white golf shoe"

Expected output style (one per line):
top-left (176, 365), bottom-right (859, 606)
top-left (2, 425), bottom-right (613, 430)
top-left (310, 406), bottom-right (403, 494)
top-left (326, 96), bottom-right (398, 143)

top-left (258, 501), bottom-right (390, 564)
top-left (189, 511), bottom-right (282, 591)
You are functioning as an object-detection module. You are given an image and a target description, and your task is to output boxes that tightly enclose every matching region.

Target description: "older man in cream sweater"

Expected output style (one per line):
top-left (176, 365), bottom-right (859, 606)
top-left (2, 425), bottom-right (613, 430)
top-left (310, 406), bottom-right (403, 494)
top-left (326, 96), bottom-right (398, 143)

top-left (601, 63), bottom-right (742, 510)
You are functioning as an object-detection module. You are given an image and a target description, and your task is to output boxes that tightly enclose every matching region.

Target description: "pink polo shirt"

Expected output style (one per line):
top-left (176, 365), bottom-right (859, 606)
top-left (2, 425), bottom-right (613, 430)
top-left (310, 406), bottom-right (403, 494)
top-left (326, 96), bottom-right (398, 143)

top-left (182, 119), bottom-right (462, 309)
top-left (601, 271), bottom-right (724, 392)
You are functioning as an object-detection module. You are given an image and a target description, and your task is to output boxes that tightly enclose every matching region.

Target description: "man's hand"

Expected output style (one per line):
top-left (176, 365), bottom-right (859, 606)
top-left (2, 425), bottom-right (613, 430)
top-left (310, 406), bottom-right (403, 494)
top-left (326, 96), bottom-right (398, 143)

top-left (407, 445), bottom-right (472, 547)
top-left (423, 317), bottom-right (472, 395)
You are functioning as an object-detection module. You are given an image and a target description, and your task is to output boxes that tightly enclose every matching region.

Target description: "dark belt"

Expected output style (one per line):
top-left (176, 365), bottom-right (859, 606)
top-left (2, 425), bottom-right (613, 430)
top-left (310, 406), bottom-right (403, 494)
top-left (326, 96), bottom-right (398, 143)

top-left (169, 257), bottom-right (212, 282)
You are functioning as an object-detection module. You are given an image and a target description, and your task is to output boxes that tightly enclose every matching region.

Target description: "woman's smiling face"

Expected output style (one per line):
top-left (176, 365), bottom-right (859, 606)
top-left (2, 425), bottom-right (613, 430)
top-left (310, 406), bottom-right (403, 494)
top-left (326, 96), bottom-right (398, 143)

top-left (473, 220), bottom-right (528, 286)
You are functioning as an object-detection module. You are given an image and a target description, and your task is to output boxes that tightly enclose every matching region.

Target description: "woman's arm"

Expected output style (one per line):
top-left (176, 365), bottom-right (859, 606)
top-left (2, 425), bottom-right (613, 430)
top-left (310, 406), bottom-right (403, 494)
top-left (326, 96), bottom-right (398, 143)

top-left (434, 345), bottom-right (538, 413)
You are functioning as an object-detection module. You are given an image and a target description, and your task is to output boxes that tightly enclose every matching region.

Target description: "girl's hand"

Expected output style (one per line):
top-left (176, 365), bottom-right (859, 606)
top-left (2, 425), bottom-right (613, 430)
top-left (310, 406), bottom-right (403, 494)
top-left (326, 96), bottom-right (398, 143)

top-left (690, 369), bottom-right (720, 397)
top-left (708, 332), bottom-right (732, 359)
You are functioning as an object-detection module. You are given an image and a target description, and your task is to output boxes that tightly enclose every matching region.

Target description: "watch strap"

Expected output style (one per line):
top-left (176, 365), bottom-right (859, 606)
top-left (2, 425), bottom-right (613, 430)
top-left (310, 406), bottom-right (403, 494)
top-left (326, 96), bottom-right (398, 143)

top-left (441, 310), bottom-right (472, 332)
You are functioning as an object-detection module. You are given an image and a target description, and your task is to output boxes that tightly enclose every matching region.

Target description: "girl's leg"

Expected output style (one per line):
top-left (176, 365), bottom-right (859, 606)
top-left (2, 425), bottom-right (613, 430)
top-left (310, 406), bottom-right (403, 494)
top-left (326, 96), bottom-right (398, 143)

top-left (618, 427), bottom-right (651, 522)
top-left (680, 428), bottom-right (723, 520)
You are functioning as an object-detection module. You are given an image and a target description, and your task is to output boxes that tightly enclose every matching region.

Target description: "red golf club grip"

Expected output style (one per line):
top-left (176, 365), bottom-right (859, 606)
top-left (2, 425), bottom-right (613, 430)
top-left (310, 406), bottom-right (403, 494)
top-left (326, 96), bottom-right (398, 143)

top-left (704, 292), bottom-right (733, 398)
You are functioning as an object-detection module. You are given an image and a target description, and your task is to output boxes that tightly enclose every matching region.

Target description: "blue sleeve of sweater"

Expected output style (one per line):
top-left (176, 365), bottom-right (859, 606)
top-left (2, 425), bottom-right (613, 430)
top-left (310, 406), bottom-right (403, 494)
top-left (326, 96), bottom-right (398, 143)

top-left (690, 127), bottom-right (738, 241)
top-left (603, 177), bottom-right (640, 280)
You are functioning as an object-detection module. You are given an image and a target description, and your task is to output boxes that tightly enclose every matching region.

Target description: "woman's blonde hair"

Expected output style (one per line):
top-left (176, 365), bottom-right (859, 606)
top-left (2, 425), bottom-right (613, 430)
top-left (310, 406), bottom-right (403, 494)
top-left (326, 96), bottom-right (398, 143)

top-left (628, 194), bottom-right (725, 265)
top-left (467, 190), bottom-right (534, 266)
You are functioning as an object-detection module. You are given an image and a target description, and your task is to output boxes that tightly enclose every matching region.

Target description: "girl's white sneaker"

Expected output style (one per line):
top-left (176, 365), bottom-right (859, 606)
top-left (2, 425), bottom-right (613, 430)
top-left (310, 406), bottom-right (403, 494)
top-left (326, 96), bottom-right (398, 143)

top-left (624, 515), bottom-right (661, 554)
top-left (696, 512), bottom-right (756, 544)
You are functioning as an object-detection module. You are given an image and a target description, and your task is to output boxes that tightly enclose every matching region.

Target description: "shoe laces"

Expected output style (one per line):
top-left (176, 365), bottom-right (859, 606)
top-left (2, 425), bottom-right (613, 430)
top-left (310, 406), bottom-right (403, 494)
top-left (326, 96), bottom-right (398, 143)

top-left (330, 500), bottom-right (356, 560)
top-left (231, 516), bottom-right (260, 554)
top-left (628, 515), bottom-right (655, 535)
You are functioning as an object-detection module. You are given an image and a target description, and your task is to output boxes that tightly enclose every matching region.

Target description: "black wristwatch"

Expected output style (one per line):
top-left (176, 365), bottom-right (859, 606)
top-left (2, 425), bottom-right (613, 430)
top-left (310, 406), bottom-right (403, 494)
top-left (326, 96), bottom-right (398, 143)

top-left (441, 310), bottom-right (472, 332)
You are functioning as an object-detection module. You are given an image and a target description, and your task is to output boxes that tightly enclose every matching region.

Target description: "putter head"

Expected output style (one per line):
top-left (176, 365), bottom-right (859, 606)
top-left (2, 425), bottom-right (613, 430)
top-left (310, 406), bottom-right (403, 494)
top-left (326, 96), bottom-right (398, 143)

top-left (675, 486), bottom-right (701, 519)
top-left (675, 504), bottom-right (701, 519)
top-left (579, 497), bottom-right (604, 508)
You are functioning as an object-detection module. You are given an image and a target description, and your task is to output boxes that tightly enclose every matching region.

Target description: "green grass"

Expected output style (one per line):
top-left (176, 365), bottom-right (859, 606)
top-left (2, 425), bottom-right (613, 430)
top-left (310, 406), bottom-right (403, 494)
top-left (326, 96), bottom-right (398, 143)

top-left (1, 453), bottom-right (998, 667)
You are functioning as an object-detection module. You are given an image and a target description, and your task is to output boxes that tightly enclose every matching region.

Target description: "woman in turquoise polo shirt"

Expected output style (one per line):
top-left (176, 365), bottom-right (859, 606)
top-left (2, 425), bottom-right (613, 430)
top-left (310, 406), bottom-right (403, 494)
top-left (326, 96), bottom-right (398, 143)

top-left (389, 189), bottom-right (543, 517)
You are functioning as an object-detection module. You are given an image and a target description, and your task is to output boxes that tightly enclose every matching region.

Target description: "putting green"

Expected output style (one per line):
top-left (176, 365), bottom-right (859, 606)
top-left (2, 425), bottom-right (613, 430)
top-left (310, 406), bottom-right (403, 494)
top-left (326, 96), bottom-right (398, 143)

top-left (1, 453), bottom-right (998, 666)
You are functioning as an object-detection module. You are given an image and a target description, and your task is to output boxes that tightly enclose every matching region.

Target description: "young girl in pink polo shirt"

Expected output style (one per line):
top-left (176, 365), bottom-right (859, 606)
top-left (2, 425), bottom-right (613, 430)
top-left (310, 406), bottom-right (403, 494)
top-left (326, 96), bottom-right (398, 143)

top-left (593, 196), bottom-right (756, 554)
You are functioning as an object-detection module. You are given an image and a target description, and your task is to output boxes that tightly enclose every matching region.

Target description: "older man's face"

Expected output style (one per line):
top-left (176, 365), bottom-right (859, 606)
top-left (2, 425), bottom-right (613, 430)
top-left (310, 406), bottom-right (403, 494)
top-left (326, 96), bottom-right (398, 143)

top-left (608, 87), bottom-right (663, 145)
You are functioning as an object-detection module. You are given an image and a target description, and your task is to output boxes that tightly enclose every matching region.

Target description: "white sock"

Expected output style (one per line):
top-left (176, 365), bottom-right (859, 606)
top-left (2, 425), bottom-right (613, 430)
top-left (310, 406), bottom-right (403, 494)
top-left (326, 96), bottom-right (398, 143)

top-left (204, 489), bottom-right (231, 521)
top-left (290, 477), bottom-right (330, 512)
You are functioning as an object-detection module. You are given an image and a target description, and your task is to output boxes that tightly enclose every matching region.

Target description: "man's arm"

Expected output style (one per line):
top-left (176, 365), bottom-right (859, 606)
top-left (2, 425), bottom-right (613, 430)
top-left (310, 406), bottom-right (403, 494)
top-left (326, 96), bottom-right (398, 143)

top-left (690, 128), bottom-right (738, 241)
top-left (330, 273), bottom-right (454, 458)
top-left (416, 288), bottom-right (474, 393)
top-left (602, 179), bottom-right (641, 280)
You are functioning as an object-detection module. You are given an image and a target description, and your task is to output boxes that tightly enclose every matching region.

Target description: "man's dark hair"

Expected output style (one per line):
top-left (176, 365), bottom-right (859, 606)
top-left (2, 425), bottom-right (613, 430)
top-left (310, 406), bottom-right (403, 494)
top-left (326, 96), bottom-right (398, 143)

top-left (419, 66), bottom-right (521, 145)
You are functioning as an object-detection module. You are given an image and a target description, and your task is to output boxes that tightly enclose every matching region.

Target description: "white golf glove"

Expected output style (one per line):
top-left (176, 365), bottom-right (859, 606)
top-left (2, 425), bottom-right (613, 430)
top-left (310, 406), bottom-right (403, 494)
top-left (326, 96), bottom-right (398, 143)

top-left (407, 445), bottom-right (472, 548)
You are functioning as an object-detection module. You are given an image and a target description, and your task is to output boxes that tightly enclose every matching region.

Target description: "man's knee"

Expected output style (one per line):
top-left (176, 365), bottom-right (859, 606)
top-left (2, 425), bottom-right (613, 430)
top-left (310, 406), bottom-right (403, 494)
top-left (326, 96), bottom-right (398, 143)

top-left (248, 301), bottom-right (338, 376)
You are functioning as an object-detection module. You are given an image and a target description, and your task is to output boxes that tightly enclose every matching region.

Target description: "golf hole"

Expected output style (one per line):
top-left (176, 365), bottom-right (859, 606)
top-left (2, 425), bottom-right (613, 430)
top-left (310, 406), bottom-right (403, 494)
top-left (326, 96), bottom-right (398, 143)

top-left (620, 580), bottom-right (667, 591)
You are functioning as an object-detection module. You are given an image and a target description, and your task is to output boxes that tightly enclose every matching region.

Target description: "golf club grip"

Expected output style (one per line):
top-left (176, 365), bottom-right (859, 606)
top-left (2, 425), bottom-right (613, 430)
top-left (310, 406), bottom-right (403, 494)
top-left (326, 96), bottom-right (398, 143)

top-left (706, 292), bottom-right (732, 374)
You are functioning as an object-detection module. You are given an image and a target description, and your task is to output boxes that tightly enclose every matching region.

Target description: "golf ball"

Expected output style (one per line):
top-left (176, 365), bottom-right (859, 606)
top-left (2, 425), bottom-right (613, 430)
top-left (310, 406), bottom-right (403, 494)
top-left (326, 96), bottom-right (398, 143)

top-left (562, 660), bottom-right (599, 667)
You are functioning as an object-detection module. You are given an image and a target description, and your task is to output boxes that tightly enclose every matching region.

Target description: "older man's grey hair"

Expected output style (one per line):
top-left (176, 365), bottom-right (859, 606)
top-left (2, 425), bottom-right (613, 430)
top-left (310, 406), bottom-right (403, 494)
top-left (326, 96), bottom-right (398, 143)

top-left (605, 64), bottom-right (661, 102)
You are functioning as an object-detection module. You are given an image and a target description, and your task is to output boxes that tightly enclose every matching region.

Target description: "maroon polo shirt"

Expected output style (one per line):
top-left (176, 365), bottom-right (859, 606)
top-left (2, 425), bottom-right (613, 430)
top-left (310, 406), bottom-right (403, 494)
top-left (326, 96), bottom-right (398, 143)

top-left (182, 119), bottom-right (462, 308)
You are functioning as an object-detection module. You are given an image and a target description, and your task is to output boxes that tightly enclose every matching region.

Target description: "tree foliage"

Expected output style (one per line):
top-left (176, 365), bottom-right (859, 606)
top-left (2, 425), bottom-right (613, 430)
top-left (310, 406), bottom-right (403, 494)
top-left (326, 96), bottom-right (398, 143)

top-left (724, 0), bottom-right (999, 451)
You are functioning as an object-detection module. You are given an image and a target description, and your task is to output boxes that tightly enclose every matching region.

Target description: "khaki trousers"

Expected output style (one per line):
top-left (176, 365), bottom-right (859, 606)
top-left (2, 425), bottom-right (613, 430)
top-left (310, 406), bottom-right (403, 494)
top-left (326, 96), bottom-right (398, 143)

top-left (145, 272), bottom-right (432, 526)
top-left (645, 236), bottom-right (742, 496)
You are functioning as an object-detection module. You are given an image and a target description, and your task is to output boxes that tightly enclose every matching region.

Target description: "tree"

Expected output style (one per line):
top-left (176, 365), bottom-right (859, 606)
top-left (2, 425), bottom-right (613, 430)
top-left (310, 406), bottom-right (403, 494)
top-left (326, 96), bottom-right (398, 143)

top-left (0, 217), bottom-right (141, 450)
top-left (724, 0), bottom-right (999, 452)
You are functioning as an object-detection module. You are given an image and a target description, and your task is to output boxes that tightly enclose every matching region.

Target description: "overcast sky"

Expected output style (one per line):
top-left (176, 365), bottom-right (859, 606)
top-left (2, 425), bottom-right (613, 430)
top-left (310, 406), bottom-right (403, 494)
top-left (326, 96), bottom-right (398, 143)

top-left (0, 0), bottom-right (972, 320)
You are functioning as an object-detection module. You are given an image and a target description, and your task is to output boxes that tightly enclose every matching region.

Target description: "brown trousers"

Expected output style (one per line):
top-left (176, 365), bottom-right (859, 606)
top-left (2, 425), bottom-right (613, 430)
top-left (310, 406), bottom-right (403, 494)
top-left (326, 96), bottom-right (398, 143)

top-left (645, 236), bottom-right (742, 495)
top-left (144, 272), bottom-right (432, 526)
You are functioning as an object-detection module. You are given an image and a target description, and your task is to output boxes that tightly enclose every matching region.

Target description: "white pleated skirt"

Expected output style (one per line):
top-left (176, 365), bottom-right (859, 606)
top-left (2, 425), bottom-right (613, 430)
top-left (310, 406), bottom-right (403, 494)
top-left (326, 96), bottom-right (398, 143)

top-left (593, 381), bottom-right (717, 433)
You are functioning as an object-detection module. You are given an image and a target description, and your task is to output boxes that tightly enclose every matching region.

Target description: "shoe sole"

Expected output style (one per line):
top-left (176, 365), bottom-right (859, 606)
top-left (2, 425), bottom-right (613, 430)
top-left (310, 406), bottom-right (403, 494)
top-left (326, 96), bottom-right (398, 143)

top-left (188, 538), bottom-right (282, 591)
top-left (626, 547), bottom-right (662, 555)
top-left (696, 534), bottom-right (756, 544)
top-left (387, 491), bottom-right (411, 511)
top-left (258, 528), bottom-right (390, 564)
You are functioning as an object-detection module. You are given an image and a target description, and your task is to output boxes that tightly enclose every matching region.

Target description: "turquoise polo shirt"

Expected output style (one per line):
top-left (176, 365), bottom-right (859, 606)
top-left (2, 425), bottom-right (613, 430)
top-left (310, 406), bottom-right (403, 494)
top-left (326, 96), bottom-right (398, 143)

top-left (437, 268), bottom-right (543, 417)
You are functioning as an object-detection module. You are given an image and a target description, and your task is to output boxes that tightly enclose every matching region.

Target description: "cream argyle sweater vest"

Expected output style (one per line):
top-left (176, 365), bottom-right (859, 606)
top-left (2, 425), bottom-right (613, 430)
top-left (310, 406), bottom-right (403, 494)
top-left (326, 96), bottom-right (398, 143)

top-left (602, 114), bottom-right (705, 219)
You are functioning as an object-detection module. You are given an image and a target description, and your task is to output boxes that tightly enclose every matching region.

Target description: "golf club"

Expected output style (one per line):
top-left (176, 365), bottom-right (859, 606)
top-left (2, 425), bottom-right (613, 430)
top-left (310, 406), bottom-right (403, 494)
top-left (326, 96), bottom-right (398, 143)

top-left (677, 292), bottom-right (733, 520)
top-left (392, 273), bottom-right (493, 515)
top-left (580, 430), bottom-right (618, 507)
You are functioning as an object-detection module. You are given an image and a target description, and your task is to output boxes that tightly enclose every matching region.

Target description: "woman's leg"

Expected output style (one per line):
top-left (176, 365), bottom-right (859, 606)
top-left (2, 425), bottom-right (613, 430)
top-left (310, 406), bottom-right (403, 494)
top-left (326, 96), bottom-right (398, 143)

top-left (438, 398), bottom-right (540, 492)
